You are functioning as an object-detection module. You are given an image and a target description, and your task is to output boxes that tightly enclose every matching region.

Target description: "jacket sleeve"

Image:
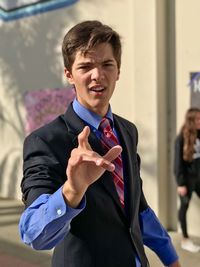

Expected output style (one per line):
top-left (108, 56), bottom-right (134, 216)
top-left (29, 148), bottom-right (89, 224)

top-left (174, 134), bottom-right (186, 186)
top-left (136, 153), bottom-right (149, 212)
top-left (19, 132), bottom-right (86, 250)
top-left (21, 132), bottom-right (65, 207)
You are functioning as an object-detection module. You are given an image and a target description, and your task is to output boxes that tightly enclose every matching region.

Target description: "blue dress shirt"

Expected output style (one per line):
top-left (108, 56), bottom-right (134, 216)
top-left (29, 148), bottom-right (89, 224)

top-left (19, 99), bottom-right (178, 266)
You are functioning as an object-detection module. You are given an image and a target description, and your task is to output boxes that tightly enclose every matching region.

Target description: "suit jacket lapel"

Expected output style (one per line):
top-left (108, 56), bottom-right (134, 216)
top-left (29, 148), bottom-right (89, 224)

top-left (113, 115), bottom-right (139, 223)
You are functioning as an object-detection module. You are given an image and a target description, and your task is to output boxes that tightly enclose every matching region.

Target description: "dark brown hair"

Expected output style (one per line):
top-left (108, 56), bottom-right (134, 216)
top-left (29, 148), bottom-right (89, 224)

top-left (62, 20), bottom-right (121, 71)
top-left (180, 107), bottom-right (200, 161)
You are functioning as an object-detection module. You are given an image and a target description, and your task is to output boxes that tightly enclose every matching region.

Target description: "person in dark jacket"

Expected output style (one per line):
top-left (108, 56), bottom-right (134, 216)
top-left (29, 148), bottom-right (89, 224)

top-left (19, 20), bottom-right (181, 267)
top-left (174, 107), bottom-right (200, 252)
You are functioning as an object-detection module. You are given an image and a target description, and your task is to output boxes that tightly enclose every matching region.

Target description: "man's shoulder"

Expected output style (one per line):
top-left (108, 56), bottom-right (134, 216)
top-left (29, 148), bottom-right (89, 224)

top-left (24, 114), bottom-right (68, 144)
top-left (25, 104), bottom-right (76, 140)
top-left (113, 113), bottom-right (137, 130)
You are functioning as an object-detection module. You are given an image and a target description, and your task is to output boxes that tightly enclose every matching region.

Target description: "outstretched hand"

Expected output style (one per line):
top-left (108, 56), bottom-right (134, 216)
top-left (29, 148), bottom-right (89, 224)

top-left (62, 126), bottom-right (122, 208)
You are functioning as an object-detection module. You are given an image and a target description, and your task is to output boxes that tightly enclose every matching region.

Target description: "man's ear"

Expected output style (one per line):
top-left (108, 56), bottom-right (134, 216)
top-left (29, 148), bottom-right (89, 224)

top-left (64, 68), bottom-right (74, 84)
top-left (117, 69), bottom-right (120, 81)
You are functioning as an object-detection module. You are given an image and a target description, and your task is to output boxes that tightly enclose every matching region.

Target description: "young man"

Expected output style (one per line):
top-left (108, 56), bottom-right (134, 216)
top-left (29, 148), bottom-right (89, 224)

top-left (19, 20), bottom-right (181, 267)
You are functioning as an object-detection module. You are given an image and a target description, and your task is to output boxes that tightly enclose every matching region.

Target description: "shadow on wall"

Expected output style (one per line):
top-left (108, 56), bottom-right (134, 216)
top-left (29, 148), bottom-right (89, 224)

top-left (0, 5), bottom-right (84, 199)
top-left (0, 98), bottom-right (24, 198)
top-left (0, 9), bottom-right (80, 98)
top-left (0, 87), bottom-right (75, 199)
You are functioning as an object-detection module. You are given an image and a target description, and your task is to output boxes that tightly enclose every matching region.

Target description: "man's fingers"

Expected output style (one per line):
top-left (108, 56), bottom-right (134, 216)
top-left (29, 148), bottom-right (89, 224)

top-left (76, 129), bottom-right (122, 172)
top-left (78, 126), bottom-right (91, 149)
top-left (76, 153), bottom-right (115, 172)
top-left (104, 145), bottom-right (122, 162)
top-left (69, 149), bottom-right (116, 172)
top-left (96, 145), bottom-right (122, 172)
top-left (96, 158), bottom-right (115, 172)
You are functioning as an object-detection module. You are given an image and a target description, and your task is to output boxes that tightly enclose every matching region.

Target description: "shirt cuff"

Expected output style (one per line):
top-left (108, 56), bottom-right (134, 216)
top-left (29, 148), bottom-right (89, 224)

top-left (19, 187), bottom-right (86, 246)
top-left (47, 186), bottom-right (86, 221)
top-left (154, 241), bottom-right (178, 266)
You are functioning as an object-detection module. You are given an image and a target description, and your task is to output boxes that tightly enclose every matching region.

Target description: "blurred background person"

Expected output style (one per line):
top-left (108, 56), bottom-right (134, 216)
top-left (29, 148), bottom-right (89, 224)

top-left (174, 107), bottom-right (200, 252)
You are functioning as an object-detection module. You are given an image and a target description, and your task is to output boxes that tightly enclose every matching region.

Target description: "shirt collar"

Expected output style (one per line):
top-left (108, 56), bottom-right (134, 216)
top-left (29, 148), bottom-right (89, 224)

top-left (72, 98), bottom-right (113, 130)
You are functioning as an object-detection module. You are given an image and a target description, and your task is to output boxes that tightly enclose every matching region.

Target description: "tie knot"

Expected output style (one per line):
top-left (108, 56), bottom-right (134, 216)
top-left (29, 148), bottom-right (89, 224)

top-left (99, 118), bottom-right (112, 138)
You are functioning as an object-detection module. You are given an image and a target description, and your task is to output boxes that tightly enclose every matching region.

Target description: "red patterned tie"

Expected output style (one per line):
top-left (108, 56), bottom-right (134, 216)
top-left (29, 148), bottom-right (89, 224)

top-left (99, 118), bottom-right (124, 207)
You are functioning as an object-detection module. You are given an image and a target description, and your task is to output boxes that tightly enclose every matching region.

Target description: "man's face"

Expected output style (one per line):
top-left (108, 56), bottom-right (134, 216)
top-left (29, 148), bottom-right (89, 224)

top-left (65, 43), bottom-right (120, 116)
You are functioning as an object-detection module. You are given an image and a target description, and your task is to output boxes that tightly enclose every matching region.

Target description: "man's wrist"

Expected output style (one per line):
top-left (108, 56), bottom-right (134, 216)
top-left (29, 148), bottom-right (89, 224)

top-left (62, 181), bottom-right (86, 208)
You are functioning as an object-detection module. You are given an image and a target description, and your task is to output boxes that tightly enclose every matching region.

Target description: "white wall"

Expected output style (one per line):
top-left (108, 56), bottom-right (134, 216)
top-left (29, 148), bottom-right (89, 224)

top-left (133, 0), bottom-right (158, 212)
top-left (0, 0), bottom-right (138, 199)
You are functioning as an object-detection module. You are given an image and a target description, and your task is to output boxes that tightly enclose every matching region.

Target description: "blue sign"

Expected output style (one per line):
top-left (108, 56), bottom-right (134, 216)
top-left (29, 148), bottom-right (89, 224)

top-left (0, 0), bottom-right (79, 22)
top-left (189, 72), bottom-right (200, 108)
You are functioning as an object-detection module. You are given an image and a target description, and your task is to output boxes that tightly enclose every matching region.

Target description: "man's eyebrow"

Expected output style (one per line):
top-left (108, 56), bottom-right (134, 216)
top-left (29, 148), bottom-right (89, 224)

top-left (102, 59), bottom-right (115, 63)
top-left (77, 59), bottom-right (115, 65)
top-left (77, 62), bottom-right (92, 66)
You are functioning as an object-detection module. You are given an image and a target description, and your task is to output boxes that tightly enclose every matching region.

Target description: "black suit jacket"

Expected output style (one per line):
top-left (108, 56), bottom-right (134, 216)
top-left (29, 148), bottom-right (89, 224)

top-left (21, 104), bottom-right (149, 267)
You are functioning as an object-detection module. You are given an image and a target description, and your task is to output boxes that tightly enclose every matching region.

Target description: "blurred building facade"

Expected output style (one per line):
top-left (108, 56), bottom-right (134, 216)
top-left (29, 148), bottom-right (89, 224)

top-left (0, 0), bottom-right (199, 237)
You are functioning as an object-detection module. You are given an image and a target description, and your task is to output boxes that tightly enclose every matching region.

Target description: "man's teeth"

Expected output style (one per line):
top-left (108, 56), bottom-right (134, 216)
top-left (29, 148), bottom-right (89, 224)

top-left (91, 87), bottom-right (104, 92)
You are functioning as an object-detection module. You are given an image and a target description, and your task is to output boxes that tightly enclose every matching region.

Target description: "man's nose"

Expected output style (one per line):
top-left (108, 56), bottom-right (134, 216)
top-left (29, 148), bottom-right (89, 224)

top-left (91, 67), bottom-right (104, 81)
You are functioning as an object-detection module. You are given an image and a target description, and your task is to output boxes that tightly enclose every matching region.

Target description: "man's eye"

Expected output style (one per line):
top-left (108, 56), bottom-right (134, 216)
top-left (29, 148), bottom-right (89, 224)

top-left (104, 63), bottom-right (114, 67)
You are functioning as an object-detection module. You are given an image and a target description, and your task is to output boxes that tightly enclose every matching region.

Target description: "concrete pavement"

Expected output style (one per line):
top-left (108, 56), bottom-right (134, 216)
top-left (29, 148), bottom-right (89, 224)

top-left (0, 197), bottom-right (200, 267)
top-left (0, 198), bottom-right (51, 267)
